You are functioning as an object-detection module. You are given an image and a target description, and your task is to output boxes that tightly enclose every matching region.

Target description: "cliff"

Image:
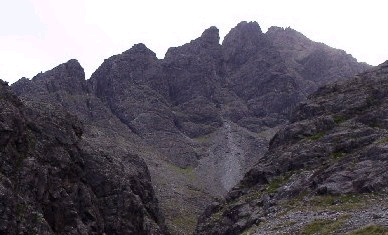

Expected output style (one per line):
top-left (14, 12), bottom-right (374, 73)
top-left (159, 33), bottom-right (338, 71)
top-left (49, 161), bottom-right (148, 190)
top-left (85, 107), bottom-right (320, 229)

top-left (196, 61), bottom-right (388, 235)
top-left (11, 21), bottom-right (370, 234)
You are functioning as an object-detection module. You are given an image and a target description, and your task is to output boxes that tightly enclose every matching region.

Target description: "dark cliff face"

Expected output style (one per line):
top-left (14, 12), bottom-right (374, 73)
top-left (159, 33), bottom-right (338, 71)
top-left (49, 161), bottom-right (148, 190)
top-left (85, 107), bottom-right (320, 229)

top-left (195, 62), bottom-right (388, 235)
top-left (223, 21), bottom-right (265, 64)
top-left (4, 65), bottom-right (168, 234)
top-left (89, 43), bottom-right (170, 128)
top-left (163, 26), bottom-right (223, 105)
top-left (89, 43), bottom-right (201, 169)
top-left (13, 59), bottom-right (87, 96)
top-left (10, 21), bottom-right (370, 235)
top-left (266, 26), bottom-right (370, 91)
top-left (222, 22), bottom-right (302, 131)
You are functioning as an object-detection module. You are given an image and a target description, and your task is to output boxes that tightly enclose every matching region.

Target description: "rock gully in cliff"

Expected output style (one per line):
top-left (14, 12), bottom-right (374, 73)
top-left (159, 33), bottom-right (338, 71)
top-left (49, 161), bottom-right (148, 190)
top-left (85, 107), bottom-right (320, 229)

top-left (195, 61), bottom-right (388, 235)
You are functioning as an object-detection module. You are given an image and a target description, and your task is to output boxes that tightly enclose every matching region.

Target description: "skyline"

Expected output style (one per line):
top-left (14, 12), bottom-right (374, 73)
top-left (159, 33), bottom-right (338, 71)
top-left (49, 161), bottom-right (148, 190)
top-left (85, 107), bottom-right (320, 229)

top-left (1, 0), bottom-right (388, 84)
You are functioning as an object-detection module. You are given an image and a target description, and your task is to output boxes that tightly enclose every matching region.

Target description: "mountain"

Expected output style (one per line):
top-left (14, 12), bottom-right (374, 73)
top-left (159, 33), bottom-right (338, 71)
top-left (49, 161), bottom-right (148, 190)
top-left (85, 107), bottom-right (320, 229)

top-left (10, 21), bottom-right (370, 234)
top-left (0, 78), bottom-right (168, 234)
top-left (266, 26), bottom-right (370, 93)
top-left (196, 61), bottom-right (388, 234)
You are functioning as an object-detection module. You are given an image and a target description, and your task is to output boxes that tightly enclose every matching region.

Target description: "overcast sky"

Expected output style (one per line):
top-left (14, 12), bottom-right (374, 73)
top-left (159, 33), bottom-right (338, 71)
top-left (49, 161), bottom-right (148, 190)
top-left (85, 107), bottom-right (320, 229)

top-left (1, 0), bottom-right (387, 84)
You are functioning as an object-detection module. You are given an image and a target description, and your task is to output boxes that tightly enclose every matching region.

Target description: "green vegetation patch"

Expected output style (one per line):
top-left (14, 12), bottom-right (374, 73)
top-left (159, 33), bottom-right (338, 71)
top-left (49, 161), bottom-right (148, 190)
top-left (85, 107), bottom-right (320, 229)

top-left (171, 215), bottom-right (198, 233)
top-left (209, 210), bottom-right (224, 223)
top-left (301, 218), bottom-right (344, 235)
top-left (286, 190), bottom-right (309, 208)
top-left (281, 220), bottom-right (297, 227)
top-left (330, 151), bottom-right (345, 160)
top-left (283, 193), bottom-right (364, 214)
top-left (176, 166), bottom-right (194, 174)
top-left (339, 194), bottom-right (362, 204)
top-left (346, 224), bottom-right (388, 235)
top-left (166, 162), bottom-right (194, 174)
top-left (266, 176), bottom-right (289, 194)
top-left (307, 131), bottom-right (325, 141)
top-left (32, 212), bottom-right (45, 223)
top-left (270, 220), bottom-right (297, 232)
top-left (333, 114), bottom-right (347, 124)
top-left (311, 194), bottom-right (361, 206)
top-left (240, 224), bottom-right (260, 235)
top-left (193, 135), bottom-right (211, 143)
top-left (308, 194), bottom-right (363, 211)
top-left (165, 163), bottom-right (197, 182)
top-left (377, 137), bottom-right (388, 144)
top-left (241, 191), bottom-right (264, 203)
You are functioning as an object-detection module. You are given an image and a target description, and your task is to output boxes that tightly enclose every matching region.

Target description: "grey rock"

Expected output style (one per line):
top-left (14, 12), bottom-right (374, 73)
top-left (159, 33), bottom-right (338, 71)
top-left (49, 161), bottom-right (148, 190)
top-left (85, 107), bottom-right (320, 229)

top-left (10, 21), bottom-right (370, 234)
top-left (3, 67), bottom-right (168, 234)
top-left (195, 61), bottom-right (388, 234)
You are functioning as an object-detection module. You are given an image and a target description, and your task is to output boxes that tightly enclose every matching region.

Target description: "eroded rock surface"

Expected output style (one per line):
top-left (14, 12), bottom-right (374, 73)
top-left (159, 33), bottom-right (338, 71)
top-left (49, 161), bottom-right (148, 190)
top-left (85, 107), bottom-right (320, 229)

top-left (4, 71), bottom-right (168, 234)
top-left (195, 61), bottom-right (388, 235)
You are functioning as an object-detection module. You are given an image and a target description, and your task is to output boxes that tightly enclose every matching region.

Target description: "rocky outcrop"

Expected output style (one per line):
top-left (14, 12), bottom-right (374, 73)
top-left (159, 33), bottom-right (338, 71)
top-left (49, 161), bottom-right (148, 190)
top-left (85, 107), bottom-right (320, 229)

top-left (195, 61), bottom-right (388, 235)
top-left (163, 26), bottom-right (223, 105)
top-left (266, 26), bottom-right (370, 92)
top-left (3, 71), bottom-right (168, 233)
top-left (13, 59), bottom-right (87, 96)
top-left (11, 21), bottom-right (370, 234)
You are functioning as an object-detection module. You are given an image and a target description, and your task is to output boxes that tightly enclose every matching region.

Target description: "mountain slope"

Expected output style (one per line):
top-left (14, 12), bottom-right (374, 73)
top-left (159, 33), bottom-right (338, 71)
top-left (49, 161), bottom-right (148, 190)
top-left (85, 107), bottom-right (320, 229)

top-left (196, 61), bottom-right (388, 235)
top-left (1, 79), bottom-right (168, 234)
top-left (267, 26), bottom-right (370, 93)
top-left (11, 21), bottom-right (370, 234)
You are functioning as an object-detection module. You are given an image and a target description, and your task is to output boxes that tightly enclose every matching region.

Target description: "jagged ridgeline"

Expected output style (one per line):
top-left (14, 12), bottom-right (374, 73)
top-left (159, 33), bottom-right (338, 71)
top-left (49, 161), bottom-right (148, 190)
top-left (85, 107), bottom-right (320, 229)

top-left (7, 21), bottom-right (372, 234)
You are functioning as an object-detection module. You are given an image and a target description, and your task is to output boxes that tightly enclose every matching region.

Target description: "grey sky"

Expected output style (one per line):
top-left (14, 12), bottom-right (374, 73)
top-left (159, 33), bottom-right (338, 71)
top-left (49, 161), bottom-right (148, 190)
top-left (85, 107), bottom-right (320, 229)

top-left (1, 0), bottom-right (387, 84)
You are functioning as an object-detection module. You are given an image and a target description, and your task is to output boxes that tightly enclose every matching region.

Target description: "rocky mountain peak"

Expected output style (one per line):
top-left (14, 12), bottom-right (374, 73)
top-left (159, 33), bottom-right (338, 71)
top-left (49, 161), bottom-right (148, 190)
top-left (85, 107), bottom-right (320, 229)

top-left (266, 26), bottom-right (306, 37)
top-left (222, 21), bottom-right (263, 47)
top-left (89, 42), bottom-right (161, 99)
top-left (222, 21), bottom-right (274, 72)
top-left (0, 79), bottom-right (8, 86)
top-left (12, 59), bottom-right (87, 96)
top-left (236, 21), bottom-right (262, 34)
top-left (265, 26), bottom-right (313, 50)
top-left (164, 26), bottom-right (221, 61)
top-left (199, 26), bottom-right (220, 45)
top-left (378, 59), bottom-right (388, 68)
top-left (123, 43), bottom-right (157, 57)
top-left (63, 58), bottom-right (84, 77)
top-left (33, 59), bottom-right (85, 82)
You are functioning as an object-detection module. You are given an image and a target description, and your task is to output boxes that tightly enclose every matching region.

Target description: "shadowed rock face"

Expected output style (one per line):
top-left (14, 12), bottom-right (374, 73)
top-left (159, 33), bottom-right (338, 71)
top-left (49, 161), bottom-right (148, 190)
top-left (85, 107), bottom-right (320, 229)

top-left (5, 67), bottom-right (168, 234)
top-left (14, 59), bottom-right (87, 96)
top-left (266, 26), bottom-right (370, 92)
top-left (195, 61), bottom-right (388, 235)
top-left (11, 21), bottom-right (370, 234)
top-left (163, 26), bottom-right (223, 103)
